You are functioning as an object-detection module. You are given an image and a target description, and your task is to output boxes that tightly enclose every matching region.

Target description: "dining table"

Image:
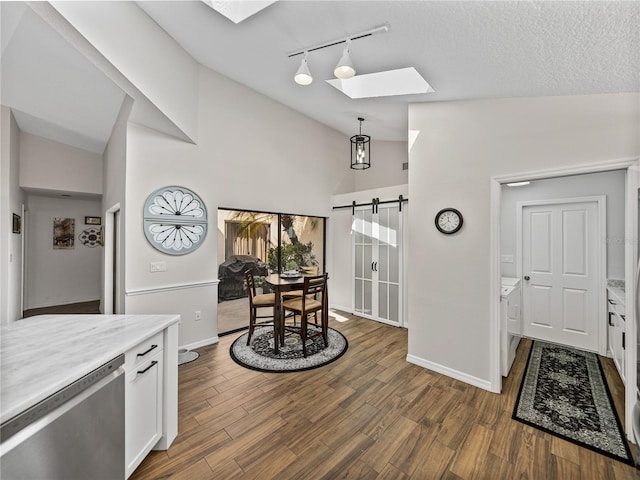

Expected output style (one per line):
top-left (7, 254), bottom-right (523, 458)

top-left (264, 273), bottom-right (328, 354)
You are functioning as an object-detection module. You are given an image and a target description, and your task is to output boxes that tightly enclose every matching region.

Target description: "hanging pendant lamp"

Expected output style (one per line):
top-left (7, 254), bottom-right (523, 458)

top-left (350, 117), bottom-right (370, 170)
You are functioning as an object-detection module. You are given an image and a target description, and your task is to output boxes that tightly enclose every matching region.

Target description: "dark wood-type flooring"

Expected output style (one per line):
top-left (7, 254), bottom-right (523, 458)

top-left (22, 299), bottom-right (101, 318)
top-left (131, 313), bottom-right (638, 479)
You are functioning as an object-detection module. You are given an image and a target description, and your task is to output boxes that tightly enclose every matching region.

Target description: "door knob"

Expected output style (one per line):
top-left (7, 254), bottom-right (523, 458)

top-left (524, 275), bottom-right (530, 281)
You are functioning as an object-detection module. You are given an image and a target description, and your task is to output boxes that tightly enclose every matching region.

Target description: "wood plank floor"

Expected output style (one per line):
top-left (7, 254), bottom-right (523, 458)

top-left (131, 313), bottom-right (640, 480)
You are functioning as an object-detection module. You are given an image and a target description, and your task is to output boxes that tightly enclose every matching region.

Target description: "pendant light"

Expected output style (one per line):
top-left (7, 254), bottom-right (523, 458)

top-left (350, 117), bottom-right (370, 170)
top-left (334, 40), bottom-right (355, 79)
top-left (294, 53), bottom-right (313, 85)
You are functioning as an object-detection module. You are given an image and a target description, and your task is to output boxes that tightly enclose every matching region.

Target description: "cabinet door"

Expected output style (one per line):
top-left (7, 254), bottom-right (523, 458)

top-left (125, 352), bottom-right (163, 478)
top-left (613, 313), bottom-right (626, 384)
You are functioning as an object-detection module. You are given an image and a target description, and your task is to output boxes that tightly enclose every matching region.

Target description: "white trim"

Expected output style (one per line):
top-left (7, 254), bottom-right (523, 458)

top-left (516, 196), bottom-right (607, 355)
top-left (329, 303), bottom-right (353, 313)
top-left (179, 335), bottom-right (219, 351)
top-left (126, 279), bottom-right (219, 296)
top-left (493, 157), bottom-right (638, 184)
top-left (406, 354), bottom-right (495, 392)
top-left (489, 180), bottom-right (501, 392)
top-left (624, 164), bottom-right (639, 442)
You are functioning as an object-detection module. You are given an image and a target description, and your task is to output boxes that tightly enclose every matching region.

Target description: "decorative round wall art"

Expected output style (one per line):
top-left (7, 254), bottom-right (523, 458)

top-left (79, 228), bottom-right (102, 247)
top-left (143, 186), bottom-right (208, 255)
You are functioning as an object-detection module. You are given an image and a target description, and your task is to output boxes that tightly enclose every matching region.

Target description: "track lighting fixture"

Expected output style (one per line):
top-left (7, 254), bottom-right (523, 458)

top-left (294, 53), bottom-right (313, 85)
top-left (288, 24), bottom-right (389, 86)
top-left (334, 41), bottom-right (355, 79)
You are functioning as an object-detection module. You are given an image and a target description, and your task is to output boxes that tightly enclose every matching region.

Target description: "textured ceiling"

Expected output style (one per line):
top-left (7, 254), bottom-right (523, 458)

top-left (1, 1), bottom-right (638, 152)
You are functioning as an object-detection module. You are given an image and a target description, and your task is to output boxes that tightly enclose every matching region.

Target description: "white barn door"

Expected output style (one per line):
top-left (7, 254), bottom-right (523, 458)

top-left (521, 199), bottom-right (602, 352)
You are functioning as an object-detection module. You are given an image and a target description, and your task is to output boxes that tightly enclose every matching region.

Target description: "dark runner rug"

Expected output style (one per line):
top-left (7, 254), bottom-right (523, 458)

top-left (513, 340), bottom-right (634, 466)
top-left (230, 326), bottom-right (348, 373)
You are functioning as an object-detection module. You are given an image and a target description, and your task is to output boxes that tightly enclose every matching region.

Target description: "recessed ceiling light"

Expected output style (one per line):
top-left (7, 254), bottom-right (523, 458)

top-left (201, 0), bottom-right (277, 24)
top-left (326, 67), bottom-right (434, 99)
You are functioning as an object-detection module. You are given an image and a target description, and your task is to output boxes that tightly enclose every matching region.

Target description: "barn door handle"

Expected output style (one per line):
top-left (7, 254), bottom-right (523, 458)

top-left (608, 312), bottom-right (614, 327)
top-left (622, 332), bottom-right (626, 350)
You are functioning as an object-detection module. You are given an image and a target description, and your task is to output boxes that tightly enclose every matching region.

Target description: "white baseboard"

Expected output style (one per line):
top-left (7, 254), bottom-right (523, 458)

top-left (180, 335), bottom-right (219, 351)
top-left (406, 354), bottom-right (496, 393)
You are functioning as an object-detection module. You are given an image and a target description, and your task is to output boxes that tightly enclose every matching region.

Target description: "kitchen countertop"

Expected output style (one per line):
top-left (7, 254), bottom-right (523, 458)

top-left (0, 314), bottom-right (179, 424)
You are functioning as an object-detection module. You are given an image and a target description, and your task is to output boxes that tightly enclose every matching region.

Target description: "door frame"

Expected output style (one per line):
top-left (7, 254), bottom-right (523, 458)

top-left (490, 157), bottom-right (639, 440)
top-left (103, 203), bottom-right (121, 314)
top-left (516, 196), bottom-right (607, 355)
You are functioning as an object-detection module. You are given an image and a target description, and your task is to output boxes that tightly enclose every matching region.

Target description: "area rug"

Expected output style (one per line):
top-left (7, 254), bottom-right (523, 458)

top-left (513, 340), bottom-right (634, 466)
top-left (229, 326), bottom-right (348, 373)
top-left (178, 349), bottom-right (200, 365)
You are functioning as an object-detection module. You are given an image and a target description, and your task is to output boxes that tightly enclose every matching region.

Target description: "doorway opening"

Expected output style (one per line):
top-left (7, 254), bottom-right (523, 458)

top-left (492, 159), bottom-right (638, 440)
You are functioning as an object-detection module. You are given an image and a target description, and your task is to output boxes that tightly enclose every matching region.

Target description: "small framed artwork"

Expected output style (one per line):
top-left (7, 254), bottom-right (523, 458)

top-left (85, 216), bottom-right (101, 226)
top-left (53, 217), bottom-right (75, 249)
top-left (12, 214), bottom-right (21, 234)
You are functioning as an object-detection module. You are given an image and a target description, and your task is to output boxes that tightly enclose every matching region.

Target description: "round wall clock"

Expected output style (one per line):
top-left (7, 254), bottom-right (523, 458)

top-left (143, 186), bottom-right (208, 255)
top-left (435, 208), bottom-right (463, 234)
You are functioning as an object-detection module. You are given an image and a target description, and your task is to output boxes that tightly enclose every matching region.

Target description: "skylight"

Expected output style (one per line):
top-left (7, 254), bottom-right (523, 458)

top-left (326, 67), bottom-right (434, 99)
top-left (201, 0), bottom-right (277, 24)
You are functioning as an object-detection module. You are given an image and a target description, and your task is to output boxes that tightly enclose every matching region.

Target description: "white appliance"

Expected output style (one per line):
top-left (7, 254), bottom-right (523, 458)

top-left (501, 277), bottom-right (521, 377)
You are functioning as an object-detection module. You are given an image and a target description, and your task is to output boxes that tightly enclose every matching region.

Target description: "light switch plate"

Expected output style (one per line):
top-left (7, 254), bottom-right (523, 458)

top-left (150, 261), bottom-right (167, 272)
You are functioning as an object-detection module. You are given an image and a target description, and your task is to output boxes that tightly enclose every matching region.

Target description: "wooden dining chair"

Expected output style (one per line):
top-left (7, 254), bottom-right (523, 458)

top-left (245, 270), bottom-right (276, 346)
top-left (282, 266), bottom-right (320, 300)
top-left (281, 274), bottom-right (328, 357)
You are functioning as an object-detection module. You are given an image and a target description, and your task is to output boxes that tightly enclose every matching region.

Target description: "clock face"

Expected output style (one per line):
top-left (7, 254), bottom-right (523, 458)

top-left (143, 186), bottom-right (208, 255)
top-left (435, 208), bottom-right (463, 234)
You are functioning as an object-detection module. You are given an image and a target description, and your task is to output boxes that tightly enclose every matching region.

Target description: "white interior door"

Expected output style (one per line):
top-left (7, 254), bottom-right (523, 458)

top-left (521, 200), bottom-right (601, 351)
top-left (352, 204), bottom-right (403, 326)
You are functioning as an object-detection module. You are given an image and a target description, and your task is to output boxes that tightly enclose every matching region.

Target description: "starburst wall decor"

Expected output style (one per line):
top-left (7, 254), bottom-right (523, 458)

top-left (143, 186), bottom-right (208, 255)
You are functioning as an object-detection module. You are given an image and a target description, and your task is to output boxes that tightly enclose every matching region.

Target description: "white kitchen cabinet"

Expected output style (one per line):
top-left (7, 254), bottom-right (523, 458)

top-left (352, 203), bottom-right (403, 326)
top-left (607, 288), bottom-right (626, 384)
top-left (125, 333), bottom-right (164, 478)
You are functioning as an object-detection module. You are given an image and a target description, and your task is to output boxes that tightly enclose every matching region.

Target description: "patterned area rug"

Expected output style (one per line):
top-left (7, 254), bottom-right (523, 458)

top-left (229, 326), bottom-right (348, 372)
top-left (513, 340), bottom-right (634, 466)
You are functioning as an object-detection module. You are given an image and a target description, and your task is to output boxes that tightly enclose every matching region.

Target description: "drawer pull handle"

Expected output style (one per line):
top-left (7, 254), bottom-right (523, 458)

top-left (136, 344), bottom-right (158, 357)
top-left (137, 361), bottom-right (158, 376)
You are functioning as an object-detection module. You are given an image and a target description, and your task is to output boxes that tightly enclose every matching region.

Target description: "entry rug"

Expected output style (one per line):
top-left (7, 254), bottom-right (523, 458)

top-left (513, 340), bottom-right (634, 466)
top-left (230, 326), bottom-right (348, 373)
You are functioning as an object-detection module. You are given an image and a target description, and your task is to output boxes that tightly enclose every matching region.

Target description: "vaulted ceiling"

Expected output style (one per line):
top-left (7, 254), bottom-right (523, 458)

top-left (2, 1), bottom-right (638, 152)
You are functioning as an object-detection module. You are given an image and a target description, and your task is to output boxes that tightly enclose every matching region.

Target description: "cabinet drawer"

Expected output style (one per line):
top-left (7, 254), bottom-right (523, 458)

top-left (125, 332), bottom-right (164, 371)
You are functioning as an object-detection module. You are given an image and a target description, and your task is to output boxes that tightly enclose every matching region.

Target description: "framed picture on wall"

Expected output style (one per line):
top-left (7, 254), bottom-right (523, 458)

top-left (85, 216), bottom-right (101, 226)
top-left (53, 217), bottom-right (75, 249)
top-left (12, 214), bottom-right (21, 234)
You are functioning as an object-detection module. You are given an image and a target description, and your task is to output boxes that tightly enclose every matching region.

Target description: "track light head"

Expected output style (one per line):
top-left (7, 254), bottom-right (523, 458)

top-left (334, 41), bottom-right (355, 79)
top-left (294, 54), bottom-right (313, 85)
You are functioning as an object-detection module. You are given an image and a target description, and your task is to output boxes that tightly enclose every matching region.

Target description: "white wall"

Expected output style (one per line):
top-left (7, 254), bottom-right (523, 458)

top-left (102, 96), bottom-right (133, 313)
top-left (500, 170), bottom-right (626, 280)
top-left (0, 106), bottom-right (24, 323)
top-left (50, 1), bottom-right (199, 143)
top-left (123, 65), bottom-right (352, 347)
top-left (25, 194), bottom-right (102, 309)
top-left (353, 140), bottom-right (408, 193)
top-left (20, 132), bottom-right (103, 195)
top-left (408, 93), bottom-right (640, 389)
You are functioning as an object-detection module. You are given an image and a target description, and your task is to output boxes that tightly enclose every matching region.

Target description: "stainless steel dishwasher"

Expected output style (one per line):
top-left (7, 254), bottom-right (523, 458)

top-left (1, 355), bottom-right (125, 480)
